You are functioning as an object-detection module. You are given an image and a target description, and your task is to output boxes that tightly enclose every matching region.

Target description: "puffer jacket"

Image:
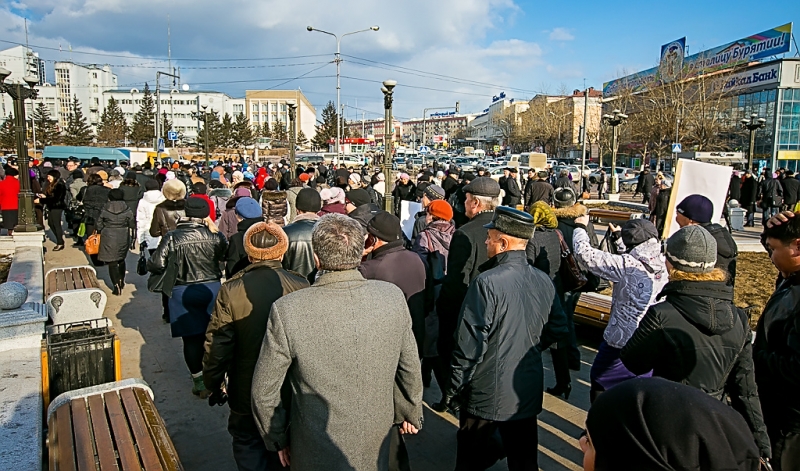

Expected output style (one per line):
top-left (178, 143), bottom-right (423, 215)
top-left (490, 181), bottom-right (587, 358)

top-left (447, 250), bottom-right (568, 421)
top-left (79, 184), bottom-right (110, 225)
top-left (621, 279), bottom-right (771, 457)
top-left (203, 260), bottom-right (309, 415)
top-left (261, 190), bottom-right (288, 226)
top-left (150, 199), bottom-right (186, 238)
top-left (148, 219), bottom-right (228, 285)
top-left (286, 186), bottom-right (303, 223)
top-left (137, 190), bottom-right (166, 248)
top-left (525, 227), bottom-right (561, 282)
top-left (96, 201), bottom-right (134, 262)
top-left (412, 219), bottom-right (456, 267)
top-left (573, 227), bottom-right (667, 349)
top-left (39, 180), bottom-right (68, 210)
top-left (282, 213), bottom-right (319, 278)
top-left (120, 185), bottom-right (144, 217)
top-left (754, 272), bottom-right (800, 435)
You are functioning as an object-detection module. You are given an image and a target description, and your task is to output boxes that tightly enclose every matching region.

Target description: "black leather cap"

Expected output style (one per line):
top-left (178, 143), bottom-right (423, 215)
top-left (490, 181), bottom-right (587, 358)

top-left (484, 206), bottom-right (535, 239)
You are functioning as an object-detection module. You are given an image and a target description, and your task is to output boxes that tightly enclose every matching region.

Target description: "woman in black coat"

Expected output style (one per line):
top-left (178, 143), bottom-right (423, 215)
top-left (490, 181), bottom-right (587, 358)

top-left (77, 173), bottom-right (110, 241)
top-left (96, 189), bottom-right (135, 295)
top-left (391, 173), bottom-right (416, 216)
top-left (37, 169), bottom-right (68, 250)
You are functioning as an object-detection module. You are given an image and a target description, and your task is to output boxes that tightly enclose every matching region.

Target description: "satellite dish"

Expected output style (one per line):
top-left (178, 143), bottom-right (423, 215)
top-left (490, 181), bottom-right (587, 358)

top-left (182, 84), bottom-right (189, 91)
top-left (209, 98), bottom-right (214, 103)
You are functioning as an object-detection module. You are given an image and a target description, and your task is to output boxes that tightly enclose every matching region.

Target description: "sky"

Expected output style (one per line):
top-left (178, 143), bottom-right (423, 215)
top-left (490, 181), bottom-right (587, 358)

top-left (0, 0), bottom-right (798, 122)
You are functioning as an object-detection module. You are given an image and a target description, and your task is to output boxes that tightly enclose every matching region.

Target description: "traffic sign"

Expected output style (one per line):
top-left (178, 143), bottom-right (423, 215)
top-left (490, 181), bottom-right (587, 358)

top-left (158, 138), bottom-right (165, 152)
top-left (672, 143), bottom-right (682, 153)
top-left (419, 146), bottom-right (430, 154)
top-left (167, 130), bottom-right (178, 141)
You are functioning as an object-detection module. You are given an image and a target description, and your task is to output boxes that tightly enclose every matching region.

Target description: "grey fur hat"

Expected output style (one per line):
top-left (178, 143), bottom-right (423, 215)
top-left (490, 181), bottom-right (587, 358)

top-left (666, 225), bottom-right (717, 274)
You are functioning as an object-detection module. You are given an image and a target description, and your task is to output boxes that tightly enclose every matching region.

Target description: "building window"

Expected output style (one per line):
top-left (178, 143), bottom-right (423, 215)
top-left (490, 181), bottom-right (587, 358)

top-left (271, 103), bottom-right (278, 112)
top-left (280, 104), bottom-right (287, 112)
top-left (252, 114), bottom-right (259, 122)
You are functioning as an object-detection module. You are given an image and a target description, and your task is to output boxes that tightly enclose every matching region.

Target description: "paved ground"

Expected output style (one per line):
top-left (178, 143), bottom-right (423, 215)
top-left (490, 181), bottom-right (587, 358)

top-left (42, 229), bottom-right (600, 471)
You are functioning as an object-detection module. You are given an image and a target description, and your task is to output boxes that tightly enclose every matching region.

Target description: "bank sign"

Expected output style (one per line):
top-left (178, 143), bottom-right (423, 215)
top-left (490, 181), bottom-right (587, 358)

top-left (722, 64), bottom-right (780, 93)
top-left (604, 23), bottom-right (792, 96)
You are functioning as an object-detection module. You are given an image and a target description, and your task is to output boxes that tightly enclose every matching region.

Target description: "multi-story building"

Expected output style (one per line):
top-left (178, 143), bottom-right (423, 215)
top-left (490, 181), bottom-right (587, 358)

top-left (54, 62), bottom-right (118, 131)
top-left (0, 45), bottom-right (52, 126)
top-left (467, 95), bottom-right (530, 146)
top-left (245, 90), bottom-right (315, 143)
top-left (522, 88), bottom-right (603, 159)
top-left (103, 89), bottom-right (244, 143)
top-left (401, 113), bottom-right (476, 147)
top-left (343, 118), bottom-right (402, 148)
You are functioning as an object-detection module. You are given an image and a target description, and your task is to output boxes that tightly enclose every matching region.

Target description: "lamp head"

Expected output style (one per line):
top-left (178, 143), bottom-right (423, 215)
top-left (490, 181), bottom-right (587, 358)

top-left (307, 26), bottom-right (313, 31)
top-left (618, 113), bottom-right (628, 120)
top-left (381, 87), bottom-right (389, 94)
top-left (201, 104), bottom-right (208, 111)
top-left (0, 67), bottom-right (11, 83)
top-left (382, 79), bottom-right (397, 91)
top-left (287, 100), bottom-right (297, 109)
top-left (612, 109), bottom-right (621, 115)
top-left (751, 112), bottom-right (758, 118)
top-left (757, 117), bottom-right (766, 124)
top-left (23, 75), bottom-right (39, 87)
top-left (370, 26), bottom-right (379, 31)
top-left (602, 114), bottom-right (612, 120)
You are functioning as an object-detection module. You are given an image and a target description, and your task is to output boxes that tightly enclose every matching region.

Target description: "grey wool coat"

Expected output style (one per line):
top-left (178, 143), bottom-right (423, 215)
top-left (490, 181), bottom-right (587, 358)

top-left (251, 269), bottom-right (424, 471)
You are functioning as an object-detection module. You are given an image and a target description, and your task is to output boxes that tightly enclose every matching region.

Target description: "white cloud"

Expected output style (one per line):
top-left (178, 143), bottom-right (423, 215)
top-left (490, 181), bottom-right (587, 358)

top-left (548, 27), bottom-right (575, 41)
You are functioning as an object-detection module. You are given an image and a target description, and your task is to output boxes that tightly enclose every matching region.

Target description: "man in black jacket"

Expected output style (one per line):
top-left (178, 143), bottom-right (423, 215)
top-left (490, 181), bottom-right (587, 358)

top-left (225, 197), bottom-right (263, 278)
top-left (525, 170), bottom-right (555, 208)
top-left (741, 170), bottom-right (759, 227)
top-left (782, 170), bottom-right (800, 211)
top-left (759, 168), bottom-right (783, 226)
top-left (756, 213), bottom-right (800, 469)
top-left (282, 188), bottom-right (321, 279)
top-left (437, 207), bottom-right (567, 470)
top-left (675, 194), bottom-right (738, 286)
top-left (729, 171), bottom-right (742, 202)
top-left (640, 169), bottom-right (656, 205)
top-left (620, 225), bottom-right (771, 460)
top-left (437, 177), bottom-right (501, 384)
top-left (502, 167), bottom-right (522, 207)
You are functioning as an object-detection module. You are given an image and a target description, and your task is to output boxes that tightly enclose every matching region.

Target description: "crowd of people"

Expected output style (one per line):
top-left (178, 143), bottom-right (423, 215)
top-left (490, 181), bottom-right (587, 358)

top-left (6, 153), bottom-right (800, 470)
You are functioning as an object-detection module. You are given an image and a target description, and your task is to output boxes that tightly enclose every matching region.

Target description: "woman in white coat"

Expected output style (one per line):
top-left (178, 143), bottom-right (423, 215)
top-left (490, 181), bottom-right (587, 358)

top-left (137, 179), bottom-right (166, 255)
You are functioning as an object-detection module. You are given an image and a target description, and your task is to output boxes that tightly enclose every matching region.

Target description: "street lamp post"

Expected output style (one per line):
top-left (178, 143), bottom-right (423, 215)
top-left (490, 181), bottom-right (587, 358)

top-left (381, 80), bottom-right (397, 213)
top-left (307, 25), bottom-right (379, 166)
top-left (193, 105), bottom-right (211, 167)
top-left (288, 101), bottom-right (297, 181)
top-left (742, 113), bottom-right (767, 172)
top-left (602, 109), bottom-right (628, 194)
top-left (0, 67), bottom-right (42, 231)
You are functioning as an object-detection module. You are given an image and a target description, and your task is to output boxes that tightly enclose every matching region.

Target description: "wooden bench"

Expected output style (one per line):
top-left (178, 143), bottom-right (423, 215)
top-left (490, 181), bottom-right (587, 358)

top-left (588, 208), bottom-right (637, 224)
top-left (45, 266), bottom-right (107, 325)
top-left (47, 379), bottom-right (183, 471)
top-left (574, 292), bottom-right (612, 328)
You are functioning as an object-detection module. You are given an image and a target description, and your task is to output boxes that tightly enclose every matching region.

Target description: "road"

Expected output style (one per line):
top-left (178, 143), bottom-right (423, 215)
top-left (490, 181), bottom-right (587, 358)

top-left (43, 232), bottom-right (600, 470)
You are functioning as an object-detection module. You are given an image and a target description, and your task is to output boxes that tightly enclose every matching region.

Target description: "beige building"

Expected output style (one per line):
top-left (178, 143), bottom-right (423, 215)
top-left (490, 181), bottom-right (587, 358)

top-left (245, 90), bottom-right (316, 142)
top-left (520, 88), bottom-right (603, 159)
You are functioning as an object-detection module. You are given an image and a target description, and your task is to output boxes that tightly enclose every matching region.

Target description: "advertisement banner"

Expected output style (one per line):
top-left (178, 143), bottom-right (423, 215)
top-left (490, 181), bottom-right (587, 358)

top-left (659, 38), bottom-right (686, 82)
top-left (604, 23), bottom-right (792, 96)
top-left (722, 63), bottom-right (781, 93)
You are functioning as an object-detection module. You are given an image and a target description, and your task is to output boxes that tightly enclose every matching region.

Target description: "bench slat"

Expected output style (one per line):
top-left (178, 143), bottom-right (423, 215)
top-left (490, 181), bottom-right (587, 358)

top-left (88, 394), bottom-right (119, 471)
top-left (134, 388), bottom-right (183, 471)
top-left (78, 267), bottom-right (97, 290)
top-left (104, 391), bottom-right (141, 471)
top-left (56, 270), bottom-right (68, 293)
top-left (46, 270), bottom-right (58, 297)
top-left (70, 399), bottom-right (97, 471)
top-left (56, 403), bottom-right (77, 471)
top-left (70, 268), bottom-right (83, 290)
top-left (120, 388), bottom-right (164, 471)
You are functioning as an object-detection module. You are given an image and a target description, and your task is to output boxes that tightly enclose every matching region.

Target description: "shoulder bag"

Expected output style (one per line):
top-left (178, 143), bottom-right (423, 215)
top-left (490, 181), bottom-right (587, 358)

top-left (556, 229), bottom-right (587, 292)
top-left (84, 231), bottom-right (101, 255)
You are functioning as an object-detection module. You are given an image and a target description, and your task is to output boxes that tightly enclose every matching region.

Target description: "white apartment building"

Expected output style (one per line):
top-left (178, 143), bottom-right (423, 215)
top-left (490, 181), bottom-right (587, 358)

top-left (245, 90), bottom-right (316, 142)
top-left (102, 88), bottom-right (244, 143)
top-left (0, 45), bottom-right (51, 123)
top-left (54, 61), bottom-right (118, 131)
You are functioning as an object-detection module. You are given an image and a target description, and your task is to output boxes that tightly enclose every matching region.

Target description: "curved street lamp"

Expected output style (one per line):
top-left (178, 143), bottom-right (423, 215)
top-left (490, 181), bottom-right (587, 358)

top-left (741, 113), bottom-right (766, 172)
top-left (307, 25), bottom-right (379, 165)
top-left (381, 80), bottom-right (396, 213)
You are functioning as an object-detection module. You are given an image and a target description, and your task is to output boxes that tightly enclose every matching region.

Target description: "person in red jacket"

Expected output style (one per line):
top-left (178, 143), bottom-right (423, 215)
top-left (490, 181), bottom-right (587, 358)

top-left (0, 167), bottom-right (20, 235)
top-left (190, 182), bottom-right (217, 222)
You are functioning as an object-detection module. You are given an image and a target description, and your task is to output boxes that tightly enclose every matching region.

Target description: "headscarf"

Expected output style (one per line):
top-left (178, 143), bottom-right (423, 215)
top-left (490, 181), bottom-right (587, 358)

top-left (528, 201), bottom-right (558, 229)
top-left (586, 378), bottom-right (760, 471)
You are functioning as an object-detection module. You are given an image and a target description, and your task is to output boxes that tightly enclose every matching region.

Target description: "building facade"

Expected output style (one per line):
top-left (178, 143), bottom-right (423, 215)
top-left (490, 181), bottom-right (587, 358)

top-left (244, 90), bottom-right (315, 144)
top-left (344, 118), bottom-right (402, 147)
top-left (401, 113), bottom-right (475, 147)
top-left (54, 62), bottom-right (118, 131)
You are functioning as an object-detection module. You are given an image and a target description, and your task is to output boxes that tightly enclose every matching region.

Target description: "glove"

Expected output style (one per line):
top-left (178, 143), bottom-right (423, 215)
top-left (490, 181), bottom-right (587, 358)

top-left (208, 388), bottom-right (228, 407)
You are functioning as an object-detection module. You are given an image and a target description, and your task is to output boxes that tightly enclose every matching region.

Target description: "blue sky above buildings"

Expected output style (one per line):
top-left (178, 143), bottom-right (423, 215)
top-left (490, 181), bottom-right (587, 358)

top-left (0, 0), bottom-right (797, 119)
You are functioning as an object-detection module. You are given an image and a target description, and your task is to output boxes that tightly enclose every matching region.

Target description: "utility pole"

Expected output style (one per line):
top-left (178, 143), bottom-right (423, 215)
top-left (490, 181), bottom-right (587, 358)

top-left (154, 70), bottom-right (180, 156)
top-left (581, 84), bottom-right (589, 194)
top-left (382, 80), bottom-right (397, 213)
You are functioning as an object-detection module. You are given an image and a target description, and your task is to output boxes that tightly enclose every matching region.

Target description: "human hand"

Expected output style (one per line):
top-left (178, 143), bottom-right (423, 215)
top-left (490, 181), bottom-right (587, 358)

top-left (399, 421), bottom-right (419, 435)
top-left (766, 211), bottom-right (795, 229)
top-left (609, 223), bottom-right (621, 232)
top-left (575, 214), bottom-right (590, 227)
top-left (278, 448), bottom-right (290, 467)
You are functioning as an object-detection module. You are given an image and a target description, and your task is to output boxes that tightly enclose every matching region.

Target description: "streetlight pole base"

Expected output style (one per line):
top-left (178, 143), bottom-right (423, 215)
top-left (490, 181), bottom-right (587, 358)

top-left (13, 223), bottom-right (44, 233)
top-left (15, 193), bottom-right (42, 232)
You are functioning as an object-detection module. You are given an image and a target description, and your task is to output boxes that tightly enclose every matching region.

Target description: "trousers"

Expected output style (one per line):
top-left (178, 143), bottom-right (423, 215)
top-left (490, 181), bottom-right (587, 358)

top-left (182, 333), bottom-right (206, 374)
top-left (227, 410), bottom-right (284, 471)
top-left (455, 412), bottom-right (538, 471)
top-left (47, 208), bottom-right (64, 245)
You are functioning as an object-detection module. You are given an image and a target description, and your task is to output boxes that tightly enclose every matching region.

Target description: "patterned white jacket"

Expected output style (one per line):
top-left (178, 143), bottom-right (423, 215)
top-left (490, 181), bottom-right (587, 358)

top-left (573, 228), bottom-right (668, 349)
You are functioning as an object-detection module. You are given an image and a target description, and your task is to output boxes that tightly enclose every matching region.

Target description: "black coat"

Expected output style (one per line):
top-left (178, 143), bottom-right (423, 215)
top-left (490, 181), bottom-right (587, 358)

top-left (358, 240), bottom-right (427, 355)
top-left (282, 216), bottom-right (318, 278)
top-left (120, 185), bottom-right (144, 217)
top-left (754, 273), bottom-right (800, 435)
top-left (554, 176), bottom-right (574, 191)
top-left (96, 201), bottom-right (134, 262)
top-left (447, 250), bottom-right (568, 421)
top-left (641, 173), bottom-right (656, 194)
top-left (701, 222), bottom-right (738, 287)
top-left (78, 184), bottom-right (110, 225)
top-left (392, 181), bottom-right (416, 215)
top-left (740, 177), bottom-right (758, 207)
top-left (621, 280), bottom-right (770, 456)
top-left (225, 217), bottom-right (262, 278)
top-left (442, 176), bottom-right (459, 198)
top-left (759, 176), bottom-right (782, 208)
top-left (40, 180), bottom-right (68, 210)
top-left (525, 227), bottom-right (561, 281)
top-left (503, 177), bottom-right (521, 207)
top-left (782, 177), bottom-right (800, 208)
top-left (524, 180), bottom-right (554, 207)
top-left (148, 220), bottom-right (228, 285)
top-left (728, 176), bottom-right (742, 202)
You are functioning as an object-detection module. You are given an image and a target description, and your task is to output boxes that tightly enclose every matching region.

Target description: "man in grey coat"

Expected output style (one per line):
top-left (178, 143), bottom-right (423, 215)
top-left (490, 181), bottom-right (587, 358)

top-left (251, 213), bottom-right (424, 471)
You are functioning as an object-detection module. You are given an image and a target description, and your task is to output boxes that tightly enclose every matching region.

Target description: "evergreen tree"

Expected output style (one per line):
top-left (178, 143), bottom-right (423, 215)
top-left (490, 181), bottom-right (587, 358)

top-left (196, 109), bottom-right (223, 154)
top-left (296, 129), bottom-right (309, 148)
top-left (261, 122), bottom-right (272, 140)
top-left (130, 83), bottom-right (155, 147)
top-left (97, 97), bottom-right (128, 146)
top-left (220, 113), bottom-right (235, 150)
top-left (272, 121), bottom-right (287, 148)
top-left (159, 112), bottom-right (173, 141)
top-left (32, 102), bottom-right (60, 147)
top-left (63, 96), bottom-right (94, 146)
top-left (233, 113), bottom-right (255, 155)
top-left (311, 101), bottom-right (339, 150)
top-left (0, 114), bottom-right (15, 151)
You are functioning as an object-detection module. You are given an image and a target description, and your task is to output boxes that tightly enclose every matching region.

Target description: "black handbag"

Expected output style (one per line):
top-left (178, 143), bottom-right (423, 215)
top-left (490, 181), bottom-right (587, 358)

top-left (556, 229), bottom-right (588, 292)
top-left (136, 243), bottom-right (148, 276)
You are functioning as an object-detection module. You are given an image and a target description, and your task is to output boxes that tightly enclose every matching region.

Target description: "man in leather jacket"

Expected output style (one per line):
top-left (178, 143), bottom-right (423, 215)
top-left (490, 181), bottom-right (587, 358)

top-left (282, 188), bottom-right (321, 279)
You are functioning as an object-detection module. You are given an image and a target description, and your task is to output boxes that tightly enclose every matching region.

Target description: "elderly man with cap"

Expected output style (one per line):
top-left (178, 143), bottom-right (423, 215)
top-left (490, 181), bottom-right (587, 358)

top-left (412, 183), bottom-right (446, 241)
top-left (436, 206), bottom-right (568, 470)
top-left (251, 214), bottom-right (422, 471)
top-left (436, 177), bottom-right (502, 391)
top-left (675, 194), bottom-right (738, 286)
top-left (572, 213), bottom-right (667, 402)
top-left (502, 167), bottom-right (522, 208)
top-left (204, 222), bottom-right (309, 471)
top-left (282, 188), bottom-right (322, 278)
top-left (224, 197), bottom-right (264, 278)
top-left (359, 211), bottom-right (428, 355)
